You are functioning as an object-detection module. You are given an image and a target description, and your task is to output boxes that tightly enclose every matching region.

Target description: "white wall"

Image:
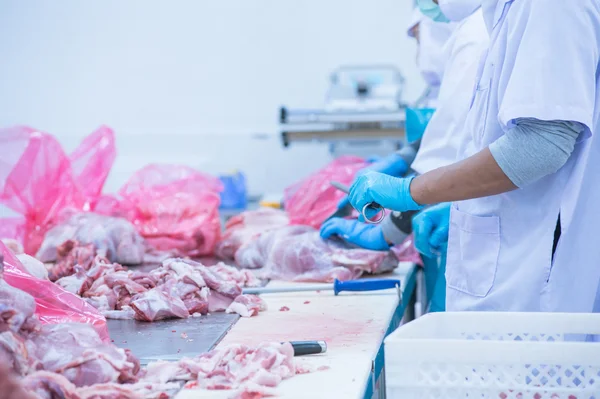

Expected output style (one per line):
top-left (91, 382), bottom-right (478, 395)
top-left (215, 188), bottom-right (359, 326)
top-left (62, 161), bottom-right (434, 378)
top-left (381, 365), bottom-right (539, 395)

top-left (0, 0), bottom-right (423, 198)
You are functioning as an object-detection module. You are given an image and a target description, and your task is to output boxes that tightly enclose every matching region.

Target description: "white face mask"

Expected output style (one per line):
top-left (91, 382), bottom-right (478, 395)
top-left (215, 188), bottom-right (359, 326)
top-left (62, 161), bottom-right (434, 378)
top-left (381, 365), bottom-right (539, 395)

top-left (438, 0), bottom-right (480, 22)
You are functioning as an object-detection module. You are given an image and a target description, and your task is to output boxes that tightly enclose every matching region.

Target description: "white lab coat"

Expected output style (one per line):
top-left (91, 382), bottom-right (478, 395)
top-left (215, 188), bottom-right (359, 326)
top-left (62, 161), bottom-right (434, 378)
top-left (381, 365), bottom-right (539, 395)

top-left (407, 8), bottom-right (456, 107)
top-left (411, 9), bottom-right (488, 174)
top-left (446, 0), bottom-right (600, 313)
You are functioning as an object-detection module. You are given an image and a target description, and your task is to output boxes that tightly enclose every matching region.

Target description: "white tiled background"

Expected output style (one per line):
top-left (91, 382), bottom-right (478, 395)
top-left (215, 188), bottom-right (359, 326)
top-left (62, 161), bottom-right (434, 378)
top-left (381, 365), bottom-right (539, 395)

top-left (0, 0), bottom-right (424, 207)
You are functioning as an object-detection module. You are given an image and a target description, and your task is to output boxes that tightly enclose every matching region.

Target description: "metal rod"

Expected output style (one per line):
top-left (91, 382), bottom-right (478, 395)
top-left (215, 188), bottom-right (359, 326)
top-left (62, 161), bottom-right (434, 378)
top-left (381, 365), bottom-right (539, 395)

top-left (242, 284), bottom-right (333, 295)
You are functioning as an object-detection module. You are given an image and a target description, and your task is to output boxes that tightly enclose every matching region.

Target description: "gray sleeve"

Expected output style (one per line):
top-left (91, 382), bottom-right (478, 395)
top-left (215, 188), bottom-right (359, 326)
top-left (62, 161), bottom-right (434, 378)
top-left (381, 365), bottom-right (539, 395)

top-left (489, 118), bottom-right (584, 188)
top-left (380, 210), bottom-right (418, 246)
top-left (395, 139), bottom-right (420, 166)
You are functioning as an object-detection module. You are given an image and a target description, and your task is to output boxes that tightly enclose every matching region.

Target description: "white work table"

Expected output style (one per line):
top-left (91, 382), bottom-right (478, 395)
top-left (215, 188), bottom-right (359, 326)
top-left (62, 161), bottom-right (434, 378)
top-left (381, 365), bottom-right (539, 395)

top-left (176, 262), bottom-right (418, 399)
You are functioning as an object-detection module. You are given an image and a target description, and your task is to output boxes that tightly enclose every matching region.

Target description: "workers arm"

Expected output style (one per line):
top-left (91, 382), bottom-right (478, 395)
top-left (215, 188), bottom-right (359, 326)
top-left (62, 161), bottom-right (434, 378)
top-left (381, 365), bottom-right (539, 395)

top-left (410, 119), bottom-right (582, 205)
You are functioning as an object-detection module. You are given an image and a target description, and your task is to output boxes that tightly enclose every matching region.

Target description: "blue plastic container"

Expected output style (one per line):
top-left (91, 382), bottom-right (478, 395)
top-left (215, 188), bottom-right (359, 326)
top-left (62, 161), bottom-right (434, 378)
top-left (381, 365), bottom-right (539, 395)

top-left (405, 107), bottom-right (436, 143)
top-left (219, 171), bottom-right (248, 210)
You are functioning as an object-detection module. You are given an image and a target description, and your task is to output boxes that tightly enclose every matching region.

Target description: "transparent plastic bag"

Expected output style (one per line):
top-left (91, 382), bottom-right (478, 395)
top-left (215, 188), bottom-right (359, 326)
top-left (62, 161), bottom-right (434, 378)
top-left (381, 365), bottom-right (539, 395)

top-left (0, 241), bottom-right (109, 341)
top-left (0, 126), bottom-right (116, 255)
top-left (283, 156), bottom-right (367, 228)
top-left (119, 164), bottom-right (223, 257)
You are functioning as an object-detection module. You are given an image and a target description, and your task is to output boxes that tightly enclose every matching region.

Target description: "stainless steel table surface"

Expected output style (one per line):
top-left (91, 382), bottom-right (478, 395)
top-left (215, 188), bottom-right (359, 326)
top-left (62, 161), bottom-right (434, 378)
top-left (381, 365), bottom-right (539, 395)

top-left (108, 313), bottom-right (239, 365)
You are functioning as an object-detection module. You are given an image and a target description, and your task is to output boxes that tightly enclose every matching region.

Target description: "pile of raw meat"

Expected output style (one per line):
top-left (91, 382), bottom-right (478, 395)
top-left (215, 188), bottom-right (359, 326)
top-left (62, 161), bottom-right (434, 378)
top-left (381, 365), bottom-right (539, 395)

top-left (0, 252), bottom-right (157, 397)
top-left (144, 342), bottom-right (315, 397)
top-left (216, 208), bottom-right (290, 262)
top-left (36, 212), bottom-right (148, 266)
top-left (216, 208), bottom-right (412, 282)
top-left (0, 254), bottom-right (314, 398)
top-left (46, 241), bottom-right (266, 321)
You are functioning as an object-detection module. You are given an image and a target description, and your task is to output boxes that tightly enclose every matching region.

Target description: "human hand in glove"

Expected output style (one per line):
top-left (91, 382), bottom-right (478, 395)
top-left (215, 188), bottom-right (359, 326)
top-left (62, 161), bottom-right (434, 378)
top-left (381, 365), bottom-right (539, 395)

top-left (412, 203), bottom-right (451, 258)
top-left (347, 171), bottom-right (423, 221)
top-left (320, 218), bottom-right (390, 251)
top-left (337, 154), bottom-right (409, 210)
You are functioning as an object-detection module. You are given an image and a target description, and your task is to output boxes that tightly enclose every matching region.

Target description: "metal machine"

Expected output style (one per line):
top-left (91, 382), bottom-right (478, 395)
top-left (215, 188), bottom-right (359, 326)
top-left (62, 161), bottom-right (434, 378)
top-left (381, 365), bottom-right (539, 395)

top-left (280, 65), bottom-right (408, 158)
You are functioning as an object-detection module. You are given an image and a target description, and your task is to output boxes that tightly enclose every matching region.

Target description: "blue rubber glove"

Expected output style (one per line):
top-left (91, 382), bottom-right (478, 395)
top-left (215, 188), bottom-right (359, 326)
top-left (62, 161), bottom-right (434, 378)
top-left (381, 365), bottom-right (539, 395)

top-left (337, 154), bottom-right (409, 210)
top-left (320, 218), bottom-right (390, 251)
top-left (348, 171), bottom-right (424, 220)
top-left (412, 203), bottom-right (451, 258)
top-left (369, 153), bottom-right (409, 177)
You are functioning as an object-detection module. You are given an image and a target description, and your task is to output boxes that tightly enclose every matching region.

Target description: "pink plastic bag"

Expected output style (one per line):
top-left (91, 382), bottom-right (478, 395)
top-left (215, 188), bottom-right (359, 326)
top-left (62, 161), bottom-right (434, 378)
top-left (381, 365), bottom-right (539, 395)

top-left (69, 125), bottom-right (116, 209)
top-left (283, 156), bottom-right (368, 228)
top-left (0, 126), bottom-right (115, 255)
top-left (118, 164), bottom-right (223, 257)
top-left (0, 241), bottom-right (109, 341)
top-left (0, 217), bottom-right (25, 242)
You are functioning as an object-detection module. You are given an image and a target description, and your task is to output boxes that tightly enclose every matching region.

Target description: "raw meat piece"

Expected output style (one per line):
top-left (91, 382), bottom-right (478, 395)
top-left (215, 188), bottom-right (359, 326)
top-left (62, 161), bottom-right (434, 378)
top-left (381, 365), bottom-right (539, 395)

top-left (118, 164), bottom-right (223, 257)
top-left (55, 268), bottom-right (90, 296)
top-left (216, 208), bottom-right (289, 260)
top-left (145, 342), bottom-right (307, 395)
top-left (0, 331), bottom-right (36, 375)
top-left (182, 290), bottom-right (210, 316)
top-left (16, 253), bottom-right (48, 280)
top-left (226, 295), bottom-right (267, 318)
top-left (0, 304), bottom-right (19, 332)
top-left (161, 258), bottom-right (207, 288)
top-left (37, 212), bottom-right (146, 266)
top-left (208, 291), bottom-right (236, 313)
top-left (77, 382), bottom-right (143, 399)
top-left (0, 362), bottom-right (38, 399)
top-left (47, 240), bottom-right (97, 281)
top-left (210, 262), bottom-right (262, 288)
top-left (235, 225), bottom-right (398, 282)
top-left (1, 239), bottom-right (23, 255)
top-left (142, 361), bottom-right (189, 384)
top-left (173, 259), bottom-right (242, 299)
top-left (104, 271), bottom-right (148, 308)
top-left (283, 156), bottom-right (367, 228)
top-left (122, 381), bottom-right (180, 399)
top-left (0, 281), bottom-right (36, 334)
top-left (30, 323), bottom-right (138, 387)
top-left (130, 271), bottom-right (158, 289)
top-left (102, 306), bottom-right (136, 320)
top-left (21, 370), bottom-right (80, 399)
top-left (129, 289), bottom-right (190, 322)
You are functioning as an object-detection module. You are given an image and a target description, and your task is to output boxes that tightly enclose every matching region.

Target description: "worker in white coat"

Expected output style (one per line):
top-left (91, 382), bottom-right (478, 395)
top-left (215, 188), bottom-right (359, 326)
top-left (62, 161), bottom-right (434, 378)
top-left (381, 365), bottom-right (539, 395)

top-left (321, 5), bottom-right (488, 312)
top-left (322, 7), bottom-right (456, 247)
top-left (325, 6), bottom-right (457, 239)
top-left (407, 8), bottom-right (456, 107)
top-left (346, 0), bottom-right (600, 313)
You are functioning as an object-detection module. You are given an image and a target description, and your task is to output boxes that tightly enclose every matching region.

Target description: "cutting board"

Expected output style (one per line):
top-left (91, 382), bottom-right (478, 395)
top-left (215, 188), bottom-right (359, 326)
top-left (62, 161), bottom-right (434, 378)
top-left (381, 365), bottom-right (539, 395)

top-left (176, 264), bottom-right (413, 399)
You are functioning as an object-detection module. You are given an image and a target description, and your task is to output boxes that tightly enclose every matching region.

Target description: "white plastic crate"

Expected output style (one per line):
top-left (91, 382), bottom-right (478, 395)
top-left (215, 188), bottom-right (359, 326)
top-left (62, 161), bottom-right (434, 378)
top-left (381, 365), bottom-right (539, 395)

top-left (385, 312), bottom-right (600, 399)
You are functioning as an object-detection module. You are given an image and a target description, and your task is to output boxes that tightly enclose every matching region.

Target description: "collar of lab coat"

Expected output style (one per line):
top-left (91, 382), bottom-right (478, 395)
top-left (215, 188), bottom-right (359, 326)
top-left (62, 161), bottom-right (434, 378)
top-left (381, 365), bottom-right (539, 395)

top-left (407, 7), bottom-right (425, 37)
top-left (482, 0), bottom-right (513, 33)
